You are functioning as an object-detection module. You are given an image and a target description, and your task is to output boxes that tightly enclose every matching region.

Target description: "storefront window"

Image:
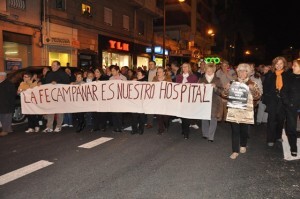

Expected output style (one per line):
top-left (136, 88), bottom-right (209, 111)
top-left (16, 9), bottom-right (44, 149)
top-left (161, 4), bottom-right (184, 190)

top-left (3, 41), bottom-right (32, 71)
top-left (137, 56), bottom-right (149, 69)
top-left (102, 51), bottom-right (130, 67)
top-left (49, 52), bottom-right (70, 66)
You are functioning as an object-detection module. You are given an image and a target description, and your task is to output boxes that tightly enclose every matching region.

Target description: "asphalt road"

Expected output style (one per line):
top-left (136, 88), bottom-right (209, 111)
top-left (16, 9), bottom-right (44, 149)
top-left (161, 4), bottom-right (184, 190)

top-left (0, 119), bottom-right (299, 199)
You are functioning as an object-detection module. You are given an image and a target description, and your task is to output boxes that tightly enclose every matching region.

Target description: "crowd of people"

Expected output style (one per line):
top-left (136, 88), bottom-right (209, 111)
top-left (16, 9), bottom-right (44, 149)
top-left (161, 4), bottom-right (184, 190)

top-left (0, 56), bottom-right (299, 160)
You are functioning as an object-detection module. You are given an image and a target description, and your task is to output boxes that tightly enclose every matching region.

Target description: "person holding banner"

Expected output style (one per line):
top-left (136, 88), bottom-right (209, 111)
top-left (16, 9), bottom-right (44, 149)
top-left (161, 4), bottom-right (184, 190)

top-left (131, 70), bottom-right (147, 135)
top-left (223, 63), bottom-right (261, 159)
top-left (153, 67), bottom-right (172, 135)
top-left (198, 63), bottom-right (223, 142)
top-left (109, 65), bottom-right (127, 133)
top-left (43, 61), bottom-right (70, 133)
top-left (71, 72), bottom-right (87, 133)
top-left (281, 59), bottom-right (300, 157)
top-left (176, 63), bottom-right (199, 139)
top-left (17, 72), bottom-right (39, 133)
top-left (90, 67), bottom-right (109, 132)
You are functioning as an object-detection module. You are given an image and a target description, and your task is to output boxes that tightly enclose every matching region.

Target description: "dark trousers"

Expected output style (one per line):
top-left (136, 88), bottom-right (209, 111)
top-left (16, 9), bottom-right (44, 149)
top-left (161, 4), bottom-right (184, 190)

top-left (131, 113), bottom-right (146, 133)
top-left (74, 112), bottom-right (85, 125)
top-left (92, 112), bottom-right (107, 130)
top-left (112, 112), bottom-right (122, 130)
top-left (181, 118), bottom-right (190, 137)
top-left (266, 100), bottom-right (286, 142)
top-left (0, 113), bottom-right (13, 132)
top-left (157, 115), bottom-right (169, 133)
top-left (27, 114), bottom-right (39, 128)
top-left (231, 123), bottom-right (249, 153)
top-left (285, 107), bottom-right (298, 153)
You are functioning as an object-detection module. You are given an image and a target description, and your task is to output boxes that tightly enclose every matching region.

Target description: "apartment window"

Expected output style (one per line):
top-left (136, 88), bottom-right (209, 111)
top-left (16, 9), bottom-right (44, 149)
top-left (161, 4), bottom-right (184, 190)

top-left (9, 0), bottom-right (26, 10)
top-left (56, 0), bottom-right (66, 10)
top-left (82, 3), bottom-right (92, 17)
top-left (138, 20), bottom-right (144, 36)
top-left (104, 7), bottom-right (112, 26)
top-left (123, 15), bottom-right (129, 31)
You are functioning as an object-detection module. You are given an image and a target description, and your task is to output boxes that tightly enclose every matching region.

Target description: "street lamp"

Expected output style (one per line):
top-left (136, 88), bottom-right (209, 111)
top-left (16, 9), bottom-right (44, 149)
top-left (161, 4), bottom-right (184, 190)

top-left (162, 0), bottom-right (185, 68)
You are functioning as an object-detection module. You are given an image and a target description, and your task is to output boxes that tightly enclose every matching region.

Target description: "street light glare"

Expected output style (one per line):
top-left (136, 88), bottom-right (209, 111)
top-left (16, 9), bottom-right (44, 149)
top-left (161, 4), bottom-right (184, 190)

top-left (178, 0), bottom-right (185, 2)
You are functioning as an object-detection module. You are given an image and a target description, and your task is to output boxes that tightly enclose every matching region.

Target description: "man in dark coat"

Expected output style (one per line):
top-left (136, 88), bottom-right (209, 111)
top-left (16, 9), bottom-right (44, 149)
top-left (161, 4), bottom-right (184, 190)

top-left (0, 72), bottom-right (16, 137)
top-left (43, 61), bottom-right (70, 133)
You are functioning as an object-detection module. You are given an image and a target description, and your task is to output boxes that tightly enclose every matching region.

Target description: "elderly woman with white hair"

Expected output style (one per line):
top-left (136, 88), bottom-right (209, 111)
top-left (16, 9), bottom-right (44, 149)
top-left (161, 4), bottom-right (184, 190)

top-left (223, 63), bottom-right (261, 159)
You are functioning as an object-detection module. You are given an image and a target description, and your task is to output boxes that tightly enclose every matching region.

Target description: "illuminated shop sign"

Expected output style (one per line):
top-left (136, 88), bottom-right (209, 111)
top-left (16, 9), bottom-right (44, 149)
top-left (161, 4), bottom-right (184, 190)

top-left (146, 46), bottom-right (168, 55)
top-left (109, 40), bottom-right (129, 51)
top-left (204, 57), bottom-right (221, 64)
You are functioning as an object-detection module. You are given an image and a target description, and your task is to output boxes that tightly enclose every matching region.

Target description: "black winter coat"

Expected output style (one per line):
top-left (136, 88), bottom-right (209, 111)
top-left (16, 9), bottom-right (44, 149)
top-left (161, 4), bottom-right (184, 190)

top-left (281, 73), bottom-right (300, 110)
top-left (0, 79), bottom-right (17, 113)
top-left (262, 70), bottom-right (290, 106)
top-left (45, 68), bottom-right (70, 84)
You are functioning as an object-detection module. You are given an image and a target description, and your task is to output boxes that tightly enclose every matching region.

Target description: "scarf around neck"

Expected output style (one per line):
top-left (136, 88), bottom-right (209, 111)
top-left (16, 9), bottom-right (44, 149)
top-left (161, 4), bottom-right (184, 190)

top-left (275, 69), bottom-right (284, 90)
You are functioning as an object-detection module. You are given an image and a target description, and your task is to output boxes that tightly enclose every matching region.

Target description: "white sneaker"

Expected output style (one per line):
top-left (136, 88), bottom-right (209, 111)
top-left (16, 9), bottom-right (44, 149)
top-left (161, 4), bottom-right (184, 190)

top-left (190, 124), bottom-right (199, 129)
top-left (43, 128), bottom-right (53, 133)
top-left (230, 152), bottom-right (239, 159)
top-left (240, 147), bottom-right (247, 153)
top-left (25, 128), bottom-right (34, 133)
top-left (54, 127), bottom-right (61, 133)
top-left (178, 119), bottom-right (182, 123)
top-left (35, 127), bottom-right (40, 133)
top-left (267, 142), bottom-right (274, 147)
top-left (172, 118), bottom-right (181, 123)
top-left (62, 124), bottom-right (69, 127)
top-left (69, 125), bottom-right (73, 128)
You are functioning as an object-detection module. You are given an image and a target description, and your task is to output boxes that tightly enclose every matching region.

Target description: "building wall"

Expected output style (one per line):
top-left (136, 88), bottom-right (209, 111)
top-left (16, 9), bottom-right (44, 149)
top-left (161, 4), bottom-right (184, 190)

top-left (0, 0), bottom-right (42, 71)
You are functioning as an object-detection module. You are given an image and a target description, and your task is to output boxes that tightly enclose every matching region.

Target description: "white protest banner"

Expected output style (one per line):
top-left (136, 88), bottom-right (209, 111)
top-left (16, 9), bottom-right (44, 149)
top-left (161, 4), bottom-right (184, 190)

top-left (21, 81), bottom-right (213, 119)
top-left (227, 81), bottom-right (249, 109)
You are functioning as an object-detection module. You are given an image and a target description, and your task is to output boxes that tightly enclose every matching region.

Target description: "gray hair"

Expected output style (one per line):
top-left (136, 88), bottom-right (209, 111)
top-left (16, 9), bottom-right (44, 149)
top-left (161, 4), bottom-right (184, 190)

top-left (236, 63), bottom-right (251, 74)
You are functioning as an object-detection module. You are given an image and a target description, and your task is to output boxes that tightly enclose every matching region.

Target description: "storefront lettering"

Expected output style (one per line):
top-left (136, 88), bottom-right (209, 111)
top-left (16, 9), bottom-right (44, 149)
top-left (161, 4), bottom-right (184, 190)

top-left (109, 40), bottom-right (129, 51)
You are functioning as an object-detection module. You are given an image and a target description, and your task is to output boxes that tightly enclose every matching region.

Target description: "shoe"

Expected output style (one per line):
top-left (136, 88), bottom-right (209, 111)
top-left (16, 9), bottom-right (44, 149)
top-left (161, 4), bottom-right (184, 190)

top-left (139, 129), bottom-right (144, 135)
top-left (25, 128), bottom-right (35, 133)
top-left (178, 119), bottom-right (182, 124)
top-left (69, 125), bottom-right (73, 128)
top-left (240, 147), bottom-right (247, 153)
top-left (276, 138), bottom-right (283, 142)
top-left (190, 124), bottom-right (199, 129)
top-left (113, 129), bottom-right (122, 133)
top-left (62, 124), bottom-right (69, 127)
top-left (145, 124), bottom-right (153, 129)
top-left (35, 127), bottom-right (40, 132)
top-left (172, 118), bottom-right (181, 123)
top-left (184, 134), bottom-right (189, 139)
top-left (0, 132), bottom-right (8, 137)
top-left (208, 140), bottom-right (214, 143)
top-left (230, 152), bottom-right (239, 159)
top-left (267, 142), bottom-right (274, 147)
top-left (202, 136), bottom-right (208, 139)
top-left (90, 128), bottom-right (100, 132)
top-left (54, 127), bottom-right (61, 133)
top-left (291, 152), bottom-right (297, 157)
top-left (43, 128), bottom-right (53, 133)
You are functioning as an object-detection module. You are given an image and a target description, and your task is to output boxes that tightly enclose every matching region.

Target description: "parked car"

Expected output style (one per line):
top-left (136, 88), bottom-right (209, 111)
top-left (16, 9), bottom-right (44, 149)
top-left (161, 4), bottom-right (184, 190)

top-left (6, 66), bottom-right (82, 123)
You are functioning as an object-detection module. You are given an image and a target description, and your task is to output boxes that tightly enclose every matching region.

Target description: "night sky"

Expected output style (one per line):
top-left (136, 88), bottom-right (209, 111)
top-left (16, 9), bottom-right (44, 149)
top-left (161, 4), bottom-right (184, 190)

top-left (241, 0), bottom-right (299, 61)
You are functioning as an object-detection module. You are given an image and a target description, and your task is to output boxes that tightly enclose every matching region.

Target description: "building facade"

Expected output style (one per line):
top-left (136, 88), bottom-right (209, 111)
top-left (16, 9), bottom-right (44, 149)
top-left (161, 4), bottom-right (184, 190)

top-left (0, 0), bottom-right (42, 72)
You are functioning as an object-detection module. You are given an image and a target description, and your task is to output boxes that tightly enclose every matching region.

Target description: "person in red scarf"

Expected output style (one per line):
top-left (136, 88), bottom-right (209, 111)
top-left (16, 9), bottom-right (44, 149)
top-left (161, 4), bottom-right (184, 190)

top-left (263, 56), bottom-right (291, 147)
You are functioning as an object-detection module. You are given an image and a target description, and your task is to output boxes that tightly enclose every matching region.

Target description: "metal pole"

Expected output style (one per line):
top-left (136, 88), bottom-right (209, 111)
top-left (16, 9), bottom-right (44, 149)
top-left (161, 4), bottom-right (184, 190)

top-left (162, 0), bottom-right (166, 68)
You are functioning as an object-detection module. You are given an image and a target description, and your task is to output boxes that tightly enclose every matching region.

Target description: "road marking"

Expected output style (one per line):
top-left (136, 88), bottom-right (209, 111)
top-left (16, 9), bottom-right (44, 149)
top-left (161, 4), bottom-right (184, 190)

top-left (78, 137), bottom-right (113, 149)
top-left (0, 160), bottom-right (53, 185)
top-left (282, 130), bottom-right (300, 161)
